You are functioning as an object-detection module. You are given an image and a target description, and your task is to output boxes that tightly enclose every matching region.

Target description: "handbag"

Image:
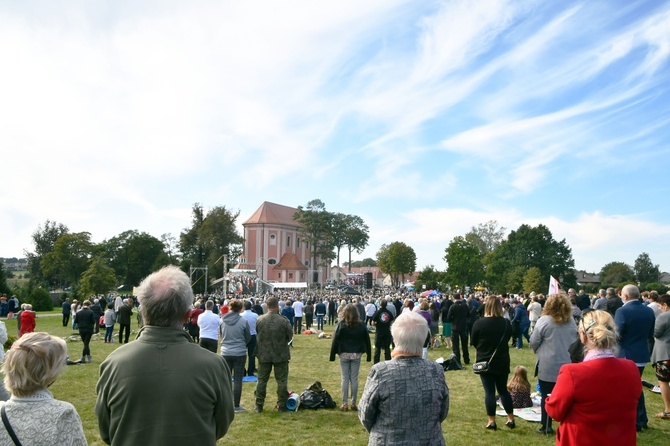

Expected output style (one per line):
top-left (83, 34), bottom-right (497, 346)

top-left (1, 405), bottom-right (23, 446)
top-left (473, 321), bottom-right (508, 375)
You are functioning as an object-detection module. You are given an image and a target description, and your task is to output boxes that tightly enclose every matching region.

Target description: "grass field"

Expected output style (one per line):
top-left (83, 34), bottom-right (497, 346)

top-left (3, 313), bottom-right (669, 445)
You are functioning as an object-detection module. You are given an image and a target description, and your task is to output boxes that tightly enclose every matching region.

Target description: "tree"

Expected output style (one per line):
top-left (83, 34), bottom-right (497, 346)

top-left (465, 220), bottom-right (506, 256)
top-left (506, 266), bottom-right (527, 293)
top-left (377, 242), bottom-right (416, 287)
top-left (25, 286), bottom-right (53, 311)
top-left (41, 232), bottom-right (94, 288)
top-left (293, 199), bottom-right (335, 283)
top-left (161, 233), bottom-right (180, 264)
top-left (101, 230), bottom-right (168, 286)
top-left (444, 236), bottom-right (484, 289)
top-left (483, 224), bottom-right (575, 293)
top-left (415, 265), bottom-right (447, 292)
top-left (0, 264), bottom-right (11, 295)
top-left (634, 252), bottom-right (660, 287)
top-left (330, 213), bottom-right (349, 284)
top-left (343, 215), bottom-right (369, 272)
top-left (345, 258), bottom-right (377, 268)
top-left (25, 220), bottom-right (69, 287)
top-left (599, 261), bottom-right (635, 287)
top-left (523, 267), bottom-right (544, 294)
top-left (79, 256), bottom-right (118, 296)
top-left (180, 204), bottom-right (244, 293)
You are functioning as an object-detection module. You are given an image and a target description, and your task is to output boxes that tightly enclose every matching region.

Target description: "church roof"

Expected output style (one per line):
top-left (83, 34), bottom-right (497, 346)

top-left (243, 201), bottom-right (299, 226)
top-left (273, 253), bottom-right (308, 271)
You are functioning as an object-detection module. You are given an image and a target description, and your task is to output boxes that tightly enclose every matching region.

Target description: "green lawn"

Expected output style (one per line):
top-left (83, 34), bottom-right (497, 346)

top-left (4, 313), bottom-right (670, 445)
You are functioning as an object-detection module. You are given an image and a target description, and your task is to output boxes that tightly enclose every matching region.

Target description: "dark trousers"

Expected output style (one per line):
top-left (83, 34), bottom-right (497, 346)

top-left (636, 366), bottom-right (648, 429)
top-left (62, 314), bottom-right (70, 327)
top-left (294, 317), bottom-right (302, 334)
top-left (480, 372), bottom-right (513, 416)
top-left (539, 379), bottom-right (557, 429)
top-left (374, 334), bottom-right (392, 364)
top-left (255, 361), bottom-right (289, 409)
top-left (451, 330), bottom-right (470, 364)
top-left (516, 323), bottom-right (530, 348)
top-left (118, 324), bottom-right (130, 343)
top-left (80, 331), bottom-right (92, 357)
top-left (223, 355), bottom-right (246, 407)
top-left (316, 315), bottom-right (325, 330)
top-left (199, 337), bottom-right (218, 353)
top-left (247, 334), bottom-right (257, 376)
top-left (305, 314), bottom-right (313, 330)
top-left (104, 326), bottom-right (114, 343)
top-left (328, 313), bottom-right (335, 325)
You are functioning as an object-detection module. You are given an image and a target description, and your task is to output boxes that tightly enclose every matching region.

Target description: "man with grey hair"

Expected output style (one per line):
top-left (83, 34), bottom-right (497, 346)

top-left (95, 266), bottom-right (234, 445)
top-left (605, 287), bottom-right (623, 316)
top-left (592, 289), bottom-right (607, 310)
top-left (614, 284), bottom-right (656, 432)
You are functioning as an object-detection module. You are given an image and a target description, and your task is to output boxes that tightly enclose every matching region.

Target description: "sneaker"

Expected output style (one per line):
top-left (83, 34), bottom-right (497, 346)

top-left (234, 406), bottom-right (247, 413)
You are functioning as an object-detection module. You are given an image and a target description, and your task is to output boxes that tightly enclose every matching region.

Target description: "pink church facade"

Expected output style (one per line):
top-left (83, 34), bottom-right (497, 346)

top-left (235, 201), bottom-right (330, 284)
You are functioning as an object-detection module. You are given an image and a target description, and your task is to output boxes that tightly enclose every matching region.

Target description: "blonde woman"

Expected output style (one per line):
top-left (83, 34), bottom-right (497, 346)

top-left (0, 332), bottom-right (86, 445)
top-left (546, 310), bottom-right (641, 445)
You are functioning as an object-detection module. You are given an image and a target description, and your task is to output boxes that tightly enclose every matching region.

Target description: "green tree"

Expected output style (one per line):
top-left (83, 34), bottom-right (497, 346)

top-left (343, 215), bottom-right (369, 272)
top-left (330, 213), bottom-right (349, 284)
top-left (415, 265), bottom-right (447, 292)
top-left (634, 252), bottom-right (660, 287)
top-left (80, 256), bottom-right (117, 296)
top-left (523, 267), bottom-right (544, 294)
top-left (377, 242), bottom-right (416, 287)
top-left (101, 230), bottom-right (168, 286)
top-left (180, 204), bottom-right (244, 293)
top-left (41, 232), bottom-right (94, 288)
top-left (0, 264), bottom-right (11, 295)
top-left (483, 224), bottom-right (574, 293)
top-left (25, 220), bottom-right (69, 287)
top-left (161, 233), bottom-right (180, 264)
top-left (26, 286), bottom-right (53, 311)
top-left (599, 261), bottom-right (635, 287)
top-left (465, 220), bottom-right (506, 256)
top-left (293, 199), bottom-right (335, 283)
top-left (444, 236), bottom-right (484, 289)
top-left (345, 258), bottom-right (377, 268)
top-left (506, 265), bottom-right (526, 293)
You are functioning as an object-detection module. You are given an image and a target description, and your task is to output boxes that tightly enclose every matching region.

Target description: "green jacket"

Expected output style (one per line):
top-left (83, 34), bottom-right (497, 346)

top-left (95, 326), bottom-right (234, 446)
top-left (255, 310), bottom-right (293, 363)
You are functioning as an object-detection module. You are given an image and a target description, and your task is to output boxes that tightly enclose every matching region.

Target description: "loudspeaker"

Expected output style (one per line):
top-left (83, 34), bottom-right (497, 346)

top-left (364, 272), bottom-right (373, 289)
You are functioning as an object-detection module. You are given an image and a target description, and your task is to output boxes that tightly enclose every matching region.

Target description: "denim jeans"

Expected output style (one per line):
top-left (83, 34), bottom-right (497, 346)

top-left (223, 355), bottom-right (247, 407)
top-left (105, 325), bottom-right (114, 342)
top-left (316, 315), bottom-right (325, 330)
top-left (339, 356), bottom-right (362, 405)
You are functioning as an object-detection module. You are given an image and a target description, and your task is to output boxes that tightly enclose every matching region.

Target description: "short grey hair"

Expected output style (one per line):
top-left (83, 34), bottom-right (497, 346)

top-left (3, 332), bottom-right (67, 397)
top-left (622, 284), bottom-right (640, 302)
top-left (391, 311), bottom-right (429, 356)
top-left (137, 265), bottom-right (193, 328)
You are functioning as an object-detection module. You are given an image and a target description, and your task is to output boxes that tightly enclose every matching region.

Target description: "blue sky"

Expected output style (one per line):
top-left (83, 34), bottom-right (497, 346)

top-left (1, 0), bottom-right (669, 276)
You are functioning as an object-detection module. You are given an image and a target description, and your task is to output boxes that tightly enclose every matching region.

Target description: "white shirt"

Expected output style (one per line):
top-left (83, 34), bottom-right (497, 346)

top-left (293, 301), bottom-right (304, 317)
top-left (242, 309), bottom-right (258, 335)
top-left (197, 310), bottom-right (221, 340)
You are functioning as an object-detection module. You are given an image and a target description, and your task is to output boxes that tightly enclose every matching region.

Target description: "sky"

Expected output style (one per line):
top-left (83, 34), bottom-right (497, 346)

top-left (2, 0), bottom-right (670, 276)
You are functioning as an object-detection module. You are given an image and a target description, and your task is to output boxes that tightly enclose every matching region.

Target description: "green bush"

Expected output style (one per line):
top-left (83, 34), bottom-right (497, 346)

top-left (645, 283), bottom-right (668, 294)
top-left (4, 335), bottom-right (17, 351)
top-left (26, 287), bottom-right (54, 311)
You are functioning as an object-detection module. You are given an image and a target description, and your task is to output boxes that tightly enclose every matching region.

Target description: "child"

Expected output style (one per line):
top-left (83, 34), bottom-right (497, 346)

top-left (507, 365), bottom-right (533, 408)
top-left (103, 306), bottom-right (117, 343)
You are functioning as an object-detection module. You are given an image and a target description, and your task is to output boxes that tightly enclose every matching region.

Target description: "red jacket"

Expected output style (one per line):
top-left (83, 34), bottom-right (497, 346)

top-left (19, 311), bottom-right (36, 337)
top-left (545, 356), bottom-right (641, 446)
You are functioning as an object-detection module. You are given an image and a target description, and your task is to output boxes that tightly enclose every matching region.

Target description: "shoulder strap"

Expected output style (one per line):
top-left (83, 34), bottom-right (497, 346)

top-left (1, 406), bottom-right (23, 446)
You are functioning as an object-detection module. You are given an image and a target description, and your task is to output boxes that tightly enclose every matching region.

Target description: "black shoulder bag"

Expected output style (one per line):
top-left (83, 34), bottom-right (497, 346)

top-left (473, 321), bottom-right (508, 374)
top-left (1, 405), bottom-right (23, 446)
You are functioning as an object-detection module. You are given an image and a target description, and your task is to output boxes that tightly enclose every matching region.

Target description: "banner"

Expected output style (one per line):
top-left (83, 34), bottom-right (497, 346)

top-left (548, 275), bottom-right (561, 296)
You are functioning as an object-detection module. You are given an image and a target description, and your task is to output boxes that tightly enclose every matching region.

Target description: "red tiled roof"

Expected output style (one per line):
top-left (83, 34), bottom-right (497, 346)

top-left (273, 253), bottom-right (308, 271)
top-left (243, 201), bottom-right (299, 226)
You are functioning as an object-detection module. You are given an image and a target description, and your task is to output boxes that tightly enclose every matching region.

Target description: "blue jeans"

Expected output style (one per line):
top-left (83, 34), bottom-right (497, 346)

top-left (316, 315), bottom-right (325, 330)
top-left (339, 356), bottom-right (362, 405)
top-left (223, 355), bottom-right (247, 407)
top-left (516, 323), bottom-right (530, 348)
top-left (105, 326), bottom-right (114, 342)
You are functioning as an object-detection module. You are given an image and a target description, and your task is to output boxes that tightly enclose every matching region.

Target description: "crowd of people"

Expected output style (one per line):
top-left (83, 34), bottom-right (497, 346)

top-left (0, 275), bottom-right (669, 445)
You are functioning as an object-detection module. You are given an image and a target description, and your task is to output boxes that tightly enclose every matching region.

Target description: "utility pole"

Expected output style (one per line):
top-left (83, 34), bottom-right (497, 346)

top-left (223, 254), bottom-right (227, 302)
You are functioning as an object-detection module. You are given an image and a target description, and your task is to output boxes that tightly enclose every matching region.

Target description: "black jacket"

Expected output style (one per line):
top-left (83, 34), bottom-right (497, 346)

top-left (447, 300), bottom-right (469, 332)
top-left (75, 307), bottom-right (97, 334)
top-left (330, 321), bottom-right (371, 362)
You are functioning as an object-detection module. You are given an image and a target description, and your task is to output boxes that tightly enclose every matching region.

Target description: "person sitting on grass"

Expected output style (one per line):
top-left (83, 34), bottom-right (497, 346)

top-left (507, 365), bottom-right (533, 408)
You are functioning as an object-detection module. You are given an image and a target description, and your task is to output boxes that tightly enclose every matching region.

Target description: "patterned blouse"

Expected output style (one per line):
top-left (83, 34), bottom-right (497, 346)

top-left (0, 390), bottom-right (87, 446)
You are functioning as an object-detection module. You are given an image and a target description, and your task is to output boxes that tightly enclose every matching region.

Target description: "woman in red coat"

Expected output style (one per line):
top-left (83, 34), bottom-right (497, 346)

top-left (545, 310), bottom-right (640, 446)
top-left (19, 304), bottom-right (36, 337)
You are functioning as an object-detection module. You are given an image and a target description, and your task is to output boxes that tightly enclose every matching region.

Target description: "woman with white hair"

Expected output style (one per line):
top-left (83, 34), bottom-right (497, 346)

top-left (358, 311), bottom-right (449, 445)
top-left (0, 332), bottom-right (87, 445)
